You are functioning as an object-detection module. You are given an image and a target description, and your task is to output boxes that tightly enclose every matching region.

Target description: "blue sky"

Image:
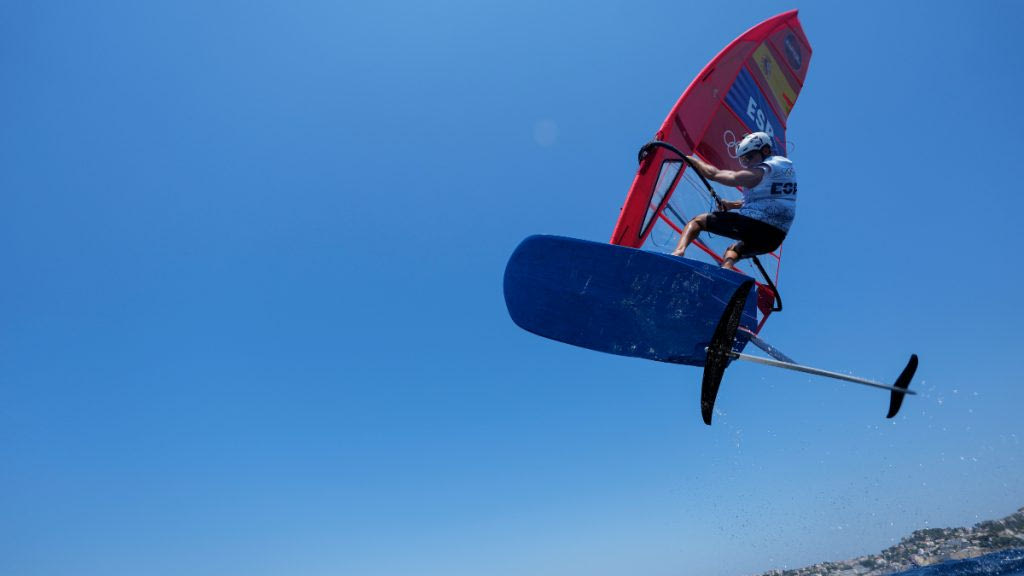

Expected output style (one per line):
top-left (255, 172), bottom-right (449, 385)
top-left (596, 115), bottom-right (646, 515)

top-left (2, 1), bottom-right (1023, 575)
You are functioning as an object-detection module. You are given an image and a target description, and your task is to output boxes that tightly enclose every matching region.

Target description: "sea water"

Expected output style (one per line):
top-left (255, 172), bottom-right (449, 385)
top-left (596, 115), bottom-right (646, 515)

top-left (889, 549), bottom-right (1024, 576)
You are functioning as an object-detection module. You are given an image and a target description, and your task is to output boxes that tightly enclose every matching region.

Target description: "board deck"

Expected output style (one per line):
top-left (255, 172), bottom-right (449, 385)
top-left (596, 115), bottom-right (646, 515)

top-left (503, 235), bottom-right (758, 366)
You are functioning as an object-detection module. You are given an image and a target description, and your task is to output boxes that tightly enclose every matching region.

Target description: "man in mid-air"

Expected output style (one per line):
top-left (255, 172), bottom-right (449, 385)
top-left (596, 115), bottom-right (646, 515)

top-left (671, 132), bottom-right (797, 270)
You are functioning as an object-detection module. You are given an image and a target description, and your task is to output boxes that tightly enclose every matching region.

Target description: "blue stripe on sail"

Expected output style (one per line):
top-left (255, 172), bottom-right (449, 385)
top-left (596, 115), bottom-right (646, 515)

top-left (724, 68), bottom-right (786, 153)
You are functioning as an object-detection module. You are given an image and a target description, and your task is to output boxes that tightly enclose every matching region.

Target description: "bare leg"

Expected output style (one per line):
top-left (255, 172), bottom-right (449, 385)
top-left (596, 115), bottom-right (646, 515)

top-left (722, 246), bottom-right (741, 270)
top-left (672, 214), bottom-right (708, 257)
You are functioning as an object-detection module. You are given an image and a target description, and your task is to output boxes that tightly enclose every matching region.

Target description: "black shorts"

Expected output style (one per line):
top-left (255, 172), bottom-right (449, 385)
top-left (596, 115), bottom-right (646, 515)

top-left (703, 212), bottom-right (787, 258)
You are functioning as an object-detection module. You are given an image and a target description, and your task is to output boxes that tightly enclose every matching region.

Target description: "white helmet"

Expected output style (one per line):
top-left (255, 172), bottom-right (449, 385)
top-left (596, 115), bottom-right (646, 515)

top-left (736, 132), bottom-right (772, 157)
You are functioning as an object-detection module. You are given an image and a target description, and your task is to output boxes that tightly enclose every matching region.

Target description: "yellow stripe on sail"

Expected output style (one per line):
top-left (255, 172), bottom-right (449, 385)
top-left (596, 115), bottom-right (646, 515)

top-left (752, 44), bottom-right (797, 117)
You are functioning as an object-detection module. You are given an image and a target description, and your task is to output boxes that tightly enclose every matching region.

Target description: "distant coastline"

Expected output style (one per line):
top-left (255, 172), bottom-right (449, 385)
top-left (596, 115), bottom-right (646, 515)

top-left (759, 507), bottom-right (1024, 576)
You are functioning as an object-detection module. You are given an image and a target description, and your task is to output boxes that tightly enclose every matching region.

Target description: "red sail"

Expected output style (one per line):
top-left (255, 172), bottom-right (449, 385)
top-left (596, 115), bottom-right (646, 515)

top-left (609, 10), bottom-right (812, 330)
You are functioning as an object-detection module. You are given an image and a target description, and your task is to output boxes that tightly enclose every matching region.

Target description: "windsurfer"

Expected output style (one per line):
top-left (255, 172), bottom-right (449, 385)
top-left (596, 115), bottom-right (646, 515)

top-left (671, 132), bottom-right (797, 270)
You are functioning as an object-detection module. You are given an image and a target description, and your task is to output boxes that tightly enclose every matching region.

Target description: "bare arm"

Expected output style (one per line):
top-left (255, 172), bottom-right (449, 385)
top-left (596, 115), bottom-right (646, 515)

top-left (686, 155), bottom-right (764, 188)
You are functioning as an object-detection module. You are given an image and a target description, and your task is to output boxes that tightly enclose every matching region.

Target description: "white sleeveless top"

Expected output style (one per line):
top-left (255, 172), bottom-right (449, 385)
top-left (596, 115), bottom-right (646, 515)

top-left (737, 155), bottom-right (797, 232)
